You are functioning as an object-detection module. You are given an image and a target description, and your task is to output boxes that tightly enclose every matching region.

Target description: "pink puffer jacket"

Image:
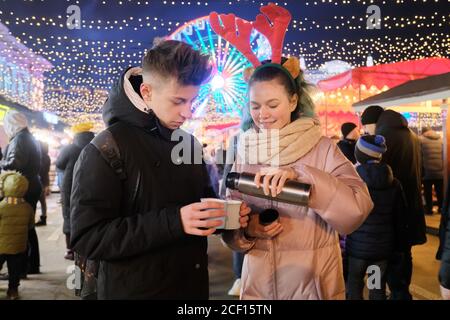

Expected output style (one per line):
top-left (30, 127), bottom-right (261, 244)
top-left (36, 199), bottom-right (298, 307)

top-left (223, 137), bottom-right (373, 300)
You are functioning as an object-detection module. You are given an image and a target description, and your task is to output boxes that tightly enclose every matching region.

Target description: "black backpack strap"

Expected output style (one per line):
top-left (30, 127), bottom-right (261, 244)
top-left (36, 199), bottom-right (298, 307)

top-left (90, 129), bottom-right (126, 180)
top-left (75, 129), bottom-right (126, 299)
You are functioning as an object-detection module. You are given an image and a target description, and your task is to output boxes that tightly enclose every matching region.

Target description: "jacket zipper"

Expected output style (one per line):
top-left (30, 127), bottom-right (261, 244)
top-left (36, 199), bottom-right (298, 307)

top-left (131, 171), bottom-right (141, 206)
top-left (270, 239), bottom-right (278, 299)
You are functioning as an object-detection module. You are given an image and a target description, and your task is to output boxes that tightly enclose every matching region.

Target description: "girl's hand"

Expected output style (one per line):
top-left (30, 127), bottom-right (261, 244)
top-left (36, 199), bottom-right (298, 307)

top-left (245, 214), bottom-right (283, 239)
top-left (254, 167), bottom-right (298, 197)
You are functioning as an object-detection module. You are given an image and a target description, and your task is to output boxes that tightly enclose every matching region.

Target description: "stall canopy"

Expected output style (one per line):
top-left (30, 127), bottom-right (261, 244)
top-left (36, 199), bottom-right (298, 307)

top-left (352, 72), bottom-right (450, 111)
top-left (318, 57), bottom-right (450, 92)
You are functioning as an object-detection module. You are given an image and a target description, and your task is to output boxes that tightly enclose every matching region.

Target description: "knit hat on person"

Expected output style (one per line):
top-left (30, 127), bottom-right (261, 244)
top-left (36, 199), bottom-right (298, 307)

top-left (0, 171), bottom-right (29, 198)
top-left (341, 122), bottom-right (357, 139)
top-left (361, 105), bottom-right (384, 125)
top-left (355, 135), bottom-right (387, 164)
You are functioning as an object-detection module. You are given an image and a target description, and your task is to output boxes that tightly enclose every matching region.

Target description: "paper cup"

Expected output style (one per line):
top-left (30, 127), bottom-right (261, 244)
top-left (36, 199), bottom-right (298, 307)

top-left (222, 200), bottom-right (242, 230)
top-left (200, 198), bottom-right (242, 230)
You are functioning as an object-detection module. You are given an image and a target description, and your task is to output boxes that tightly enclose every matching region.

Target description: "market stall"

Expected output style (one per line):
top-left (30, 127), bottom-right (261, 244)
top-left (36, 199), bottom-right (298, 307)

top-left (316, 57), bottom-right (450, 136)
top-left (352, 72), bottom-right (450, 178)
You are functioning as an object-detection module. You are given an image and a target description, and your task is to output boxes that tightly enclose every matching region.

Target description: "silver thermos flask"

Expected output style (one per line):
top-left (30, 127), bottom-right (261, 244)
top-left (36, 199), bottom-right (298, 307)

top-left (225, 172), bottom-right (312, 225)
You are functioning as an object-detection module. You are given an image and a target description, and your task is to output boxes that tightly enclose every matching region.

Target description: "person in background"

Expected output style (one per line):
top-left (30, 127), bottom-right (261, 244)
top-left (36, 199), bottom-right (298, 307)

top-left (56, 168), bottom-right (64, 205)
top-left (439, 183), bottom-right (450, 300)
top-left (36, 141), bottom-right (51, 226)
top-left (375, 110), bottom-right (426, 300)
top-left (361, 105), bottom-right (384, 135)
top-left (419, 127), bottom-right (443, 215)
top-left (437, 181), bottom-right (450, 263)
top-left (337, 122), bottom-right (360, 164)
top-left (346, 135), bottom-right (407, 300)
top-left (335, 122), bottom-right (360, 282)
top-left (219, 133), bottom-right (245, 297)
top-left (215, 142), bottom-right (227, 179)
top-left (0, 171), bottom-right (34, 299)
top-left (56, 122), bottom-right (95, 261)
top-left (0, 110), bottom-right (42, 275)
top-left (203, 143), bottom-right (220, 197)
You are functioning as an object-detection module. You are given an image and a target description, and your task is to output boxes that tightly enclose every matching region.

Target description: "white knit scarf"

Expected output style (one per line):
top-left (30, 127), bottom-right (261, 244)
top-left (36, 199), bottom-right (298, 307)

top-left (237, 117), bottom-right (322, 166)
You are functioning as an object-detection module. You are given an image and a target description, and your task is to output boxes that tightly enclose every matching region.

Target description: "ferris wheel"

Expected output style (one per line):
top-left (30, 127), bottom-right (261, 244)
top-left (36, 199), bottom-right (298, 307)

top-left (169, 16), bottom-right (271, 120)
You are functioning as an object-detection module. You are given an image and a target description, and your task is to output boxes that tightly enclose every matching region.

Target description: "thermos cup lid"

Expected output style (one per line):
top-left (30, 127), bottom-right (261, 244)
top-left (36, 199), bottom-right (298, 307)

top-left (259, 208), bottom-right (279, 226)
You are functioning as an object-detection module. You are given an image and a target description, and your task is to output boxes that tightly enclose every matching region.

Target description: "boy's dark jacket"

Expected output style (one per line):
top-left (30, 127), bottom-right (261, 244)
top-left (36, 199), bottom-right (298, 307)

top-left (70, 67), bottom-right (216, 299)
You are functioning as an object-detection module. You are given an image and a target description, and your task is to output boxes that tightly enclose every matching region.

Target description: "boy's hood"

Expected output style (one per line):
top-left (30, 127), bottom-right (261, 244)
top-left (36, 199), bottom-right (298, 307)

top-left (102, 67), bottom-right (155, 128)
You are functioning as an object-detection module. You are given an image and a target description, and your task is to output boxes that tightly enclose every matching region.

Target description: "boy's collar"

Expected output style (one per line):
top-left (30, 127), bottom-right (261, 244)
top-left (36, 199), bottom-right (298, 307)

top-left (146, 114), bottom-right (175, 141)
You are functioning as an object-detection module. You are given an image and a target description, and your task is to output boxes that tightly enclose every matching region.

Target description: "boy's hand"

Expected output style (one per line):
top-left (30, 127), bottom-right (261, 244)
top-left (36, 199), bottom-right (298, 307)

top-left (180, 201), bottom-right (226, 236)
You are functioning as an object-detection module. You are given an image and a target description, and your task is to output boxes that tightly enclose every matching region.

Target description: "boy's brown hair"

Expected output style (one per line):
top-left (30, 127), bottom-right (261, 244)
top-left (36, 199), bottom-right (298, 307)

top-left (142, 40), bottom-right (212, 86)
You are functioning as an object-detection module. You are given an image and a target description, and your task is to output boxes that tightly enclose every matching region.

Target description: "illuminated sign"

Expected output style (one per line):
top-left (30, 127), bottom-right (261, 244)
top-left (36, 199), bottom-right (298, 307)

top-left (0, 104), bottom-right (11, 122)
